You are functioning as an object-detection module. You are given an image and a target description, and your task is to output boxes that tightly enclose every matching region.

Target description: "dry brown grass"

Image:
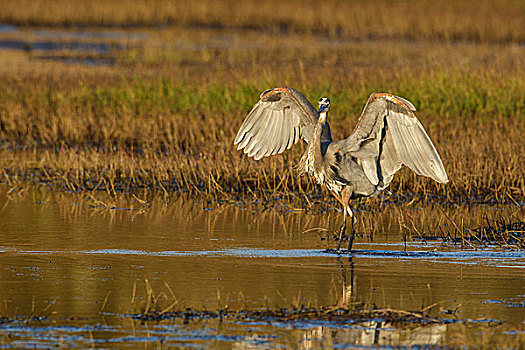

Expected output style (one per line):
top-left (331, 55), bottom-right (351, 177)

top-left (0, 2), bottom-right (523, 207)
top-left (0, 0), bottom-right (524, 44)
top-left (1, 65), bottom-right (523, 205)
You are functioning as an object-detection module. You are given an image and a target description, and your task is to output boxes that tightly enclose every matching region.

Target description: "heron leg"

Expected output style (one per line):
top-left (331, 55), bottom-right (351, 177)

top-left (336, 205), bottom-right (347, 251)
top-left (336, 187), bottom-right (352, 251)
top-left (347, 207), bottom-right (356, 251)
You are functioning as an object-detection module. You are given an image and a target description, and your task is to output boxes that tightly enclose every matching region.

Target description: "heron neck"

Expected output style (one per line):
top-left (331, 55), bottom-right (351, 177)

top-left (309, 115), bottom-right (326, 167)
top-left (318, 111), bottom-right (327, 123)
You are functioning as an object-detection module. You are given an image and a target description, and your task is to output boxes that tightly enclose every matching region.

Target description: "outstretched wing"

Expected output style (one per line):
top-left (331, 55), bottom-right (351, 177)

top-left (343, 92), bottom-right (448, 188)
top-left (234, 87), bottom-right (332, 160)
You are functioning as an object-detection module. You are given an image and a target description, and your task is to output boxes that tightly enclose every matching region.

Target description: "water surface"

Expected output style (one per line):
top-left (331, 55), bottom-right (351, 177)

top-left (0, 189), bottom-right (523, 348)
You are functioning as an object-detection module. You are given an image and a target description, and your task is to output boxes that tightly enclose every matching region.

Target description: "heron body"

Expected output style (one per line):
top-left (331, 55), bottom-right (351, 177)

top-left (234, 87), bottom-right (448, 251)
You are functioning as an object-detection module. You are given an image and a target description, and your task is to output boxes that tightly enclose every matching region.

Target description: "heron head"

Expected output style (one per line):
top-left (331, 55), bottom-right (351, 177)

top-left (318, 97), bottom-right (331, 114)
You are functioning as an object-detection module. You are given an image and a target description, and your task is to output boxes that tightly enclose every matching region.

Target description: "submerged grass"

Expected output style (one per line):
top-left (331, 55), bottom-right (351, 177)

top-left (133, 305), bottom-right (460, 326)
top-left (129, 279), bottom-right (478, 326)
top-left (126, 279), bottom-right (522, 348)
top-left (421, 213), bottom-right (525, 249)
top-left (2, 184), bottom-right (521, 250)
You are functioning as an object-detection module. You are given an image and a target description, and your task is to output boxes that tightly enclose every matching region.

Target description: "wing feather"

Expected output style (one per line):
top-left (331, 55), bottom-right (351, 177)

top-left (275, 108), bottom-right (289, 155)
top-left (245, 110), bottom-right (272, 156)
top-left (379, 128), bottom-right (402, 186)
top-left (236, 131), bottom-right (252, 150)
top-left (269, 109), bottom-right (285, 156)
top-left (234, 103), bottom-right (262, 145)
top-left (388, 119), bottom-right (423, 173)
top-left (255, 110), bottom-right (279, 160)
top-left (236, 107), bottom-right (266, 150)
top-left (287, 118), bottom-right (299, 150)
top-left (235, 106), bottom-right (266, 150)
top-left (344, 93), bottom-right (448, 188)
top-left (234, 87), bottom-right (331, 160)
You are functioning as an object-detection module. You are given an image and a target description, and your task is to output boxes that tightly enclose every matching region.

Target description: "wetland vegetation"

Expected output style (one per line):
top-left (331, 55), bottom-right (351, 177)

top-left (0, 0), bottom-right (524, 348)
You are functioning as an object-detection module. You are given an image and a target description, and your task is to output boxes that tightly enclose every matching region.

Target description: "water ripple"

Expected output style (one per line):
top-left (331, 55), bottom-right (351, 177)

top-left (1, 246), bottom-right (523, 267)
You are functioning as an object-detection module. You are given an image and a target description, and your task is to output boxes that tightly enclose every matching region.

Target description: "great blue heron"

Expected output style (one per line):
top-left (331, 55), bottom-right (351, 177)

top-left (234, 87), bottom-right (448, 251)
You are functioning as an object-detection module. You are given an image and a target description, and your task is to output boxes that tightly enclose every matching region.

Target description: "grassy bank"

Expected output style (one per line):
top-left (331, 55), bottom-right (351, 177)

top-left (1, 67), bottom-right (523, 204)
top-left (0, 3), bottom-right (523, 206)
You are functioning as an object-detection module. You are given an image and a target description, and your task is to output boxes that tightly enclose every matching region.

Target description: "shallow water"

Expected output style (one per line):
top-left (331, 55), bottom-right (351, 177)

top-left (0, 188), bottom-right (523, 348)
top-left (0, 24), bottom-right (139, 67)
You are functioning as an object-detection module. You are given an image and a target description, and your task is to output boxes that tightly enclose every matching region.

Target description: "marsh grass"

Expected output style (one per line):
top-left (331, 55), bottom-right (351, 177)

top-left (130, 279), bottom-right (180, 318)
top-left (133, 305), bottom-right (452, 326)
top-left (130, 278), bottom-right (450, 325)
top-left (1, 66), bottom-right (523, 206)
top-left (127, 280), bottom-right (524, 349)
top-left (1, 0), bottom-right (524, 44)
top-left (427, 212), bottom-right (525, 249)
top-left (2, 184), bottom-right (521, 251)
top-left (0, 4), bottom-right (524, 218)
